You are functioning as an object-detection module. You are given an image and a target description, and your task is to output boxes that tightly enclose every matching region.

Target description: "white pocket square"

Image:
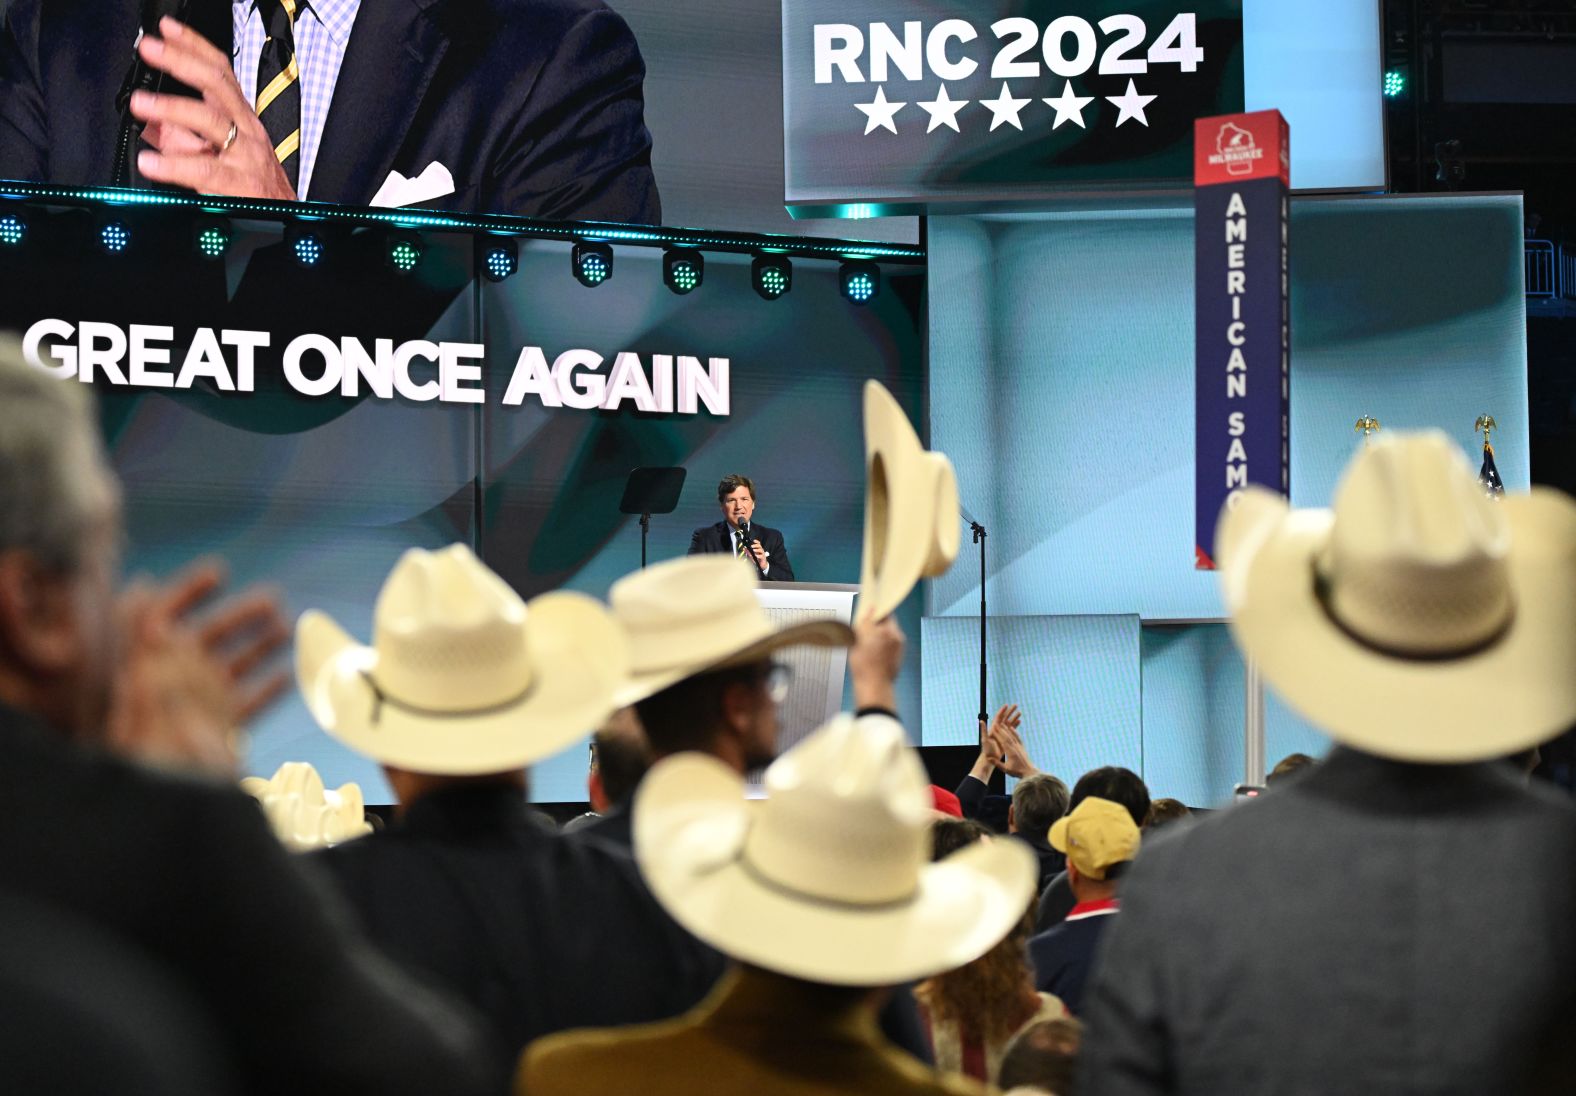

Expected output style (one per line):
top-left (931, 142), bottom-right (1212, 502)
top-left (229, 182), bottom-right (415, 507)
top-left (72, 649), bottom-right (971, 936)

top-left (369, 162), bottom-right (456, 208)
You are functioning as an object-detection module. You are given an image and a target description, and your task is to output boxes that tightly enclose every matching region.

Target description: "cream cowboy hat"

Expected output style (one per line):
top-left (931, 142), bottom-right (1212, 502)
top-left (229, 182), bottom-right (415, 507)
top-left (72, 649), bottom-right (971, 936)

top-left (610, 555), bottom-right (852, 708)
top-left (241, 762), bottom-right (372, 851)
top-left (295, 544), bottom-right (627, 774)
top-left (633, 714), bottom-right (1036, 986)
top-left (861, 380), bottom-right (960, 621)
top-left (1217, 430), bottom-right (1576, 763)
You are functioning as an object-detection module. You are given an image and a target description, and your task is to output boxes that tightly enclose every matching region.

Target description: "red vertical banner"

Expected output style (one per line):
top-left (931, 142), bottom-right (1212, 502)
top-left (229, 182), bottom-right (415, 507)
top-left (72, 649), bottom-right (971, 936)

top-left (1194, 110), bottom-right (1290, 569)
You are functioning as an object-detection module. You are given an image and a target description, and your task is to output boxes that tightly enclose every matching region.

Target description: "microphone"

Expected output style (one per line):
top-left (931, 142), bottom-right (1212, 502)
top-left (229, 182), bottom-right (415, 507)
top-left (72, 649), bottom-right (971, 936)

top-left (112, 0), bottom-right (193, 185)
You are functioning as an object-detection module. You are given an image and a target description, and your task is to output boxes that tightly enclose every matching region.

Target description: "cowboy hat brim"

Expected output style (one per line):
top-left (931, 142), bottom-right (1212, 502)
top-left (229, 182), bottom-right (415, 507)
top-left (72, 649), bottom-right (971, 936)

top-left (632, 751), bottom-right (1036, 986)
top-left (860, 381), bottom-right (960, 622)
top-left (1218, 486), bottom-right (1576, 763)
top-left (613, 618), bottom-right (853, 709)
top-left (295, 591), bottom-right (626, 775)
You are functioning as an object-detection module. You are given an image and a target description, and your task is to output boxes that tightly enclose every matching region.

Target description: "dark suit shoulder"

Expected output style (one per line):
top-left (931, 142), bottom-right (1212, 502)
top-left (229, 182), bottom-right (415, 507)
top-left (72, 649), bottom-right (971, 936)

top-left (439, 0), bottom-right (637, 55)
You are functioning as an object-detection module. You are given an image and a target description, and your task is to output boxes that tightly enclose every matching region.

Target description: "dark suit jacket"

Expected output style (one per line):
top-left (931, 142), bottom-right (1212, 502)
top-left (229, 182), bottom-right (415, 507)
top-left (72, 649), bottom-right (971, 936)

top-left (0, 702), bottom-right (491, 1096)
top-left (522, 965), bottom-right (983, 1096)
top-left (312, 784), bottom-right (723, 1081)
top-left (0, 0), bottom-right (659, 223)
top-left (1028, 912), bottom-right (1112, 1015)
top-left (687, 520), bottom-right (795, 582)
top-left (1081, 748), bottom-right (1576, 1095)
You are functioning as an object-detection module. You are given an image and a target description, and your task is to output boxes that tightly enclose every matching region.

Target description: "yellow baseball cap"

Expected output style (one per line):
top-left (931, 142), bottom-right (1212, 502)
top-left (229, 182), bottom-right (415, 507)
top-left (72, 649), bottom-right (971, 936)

top-left (1048, 797), bottom-right (1141, 881)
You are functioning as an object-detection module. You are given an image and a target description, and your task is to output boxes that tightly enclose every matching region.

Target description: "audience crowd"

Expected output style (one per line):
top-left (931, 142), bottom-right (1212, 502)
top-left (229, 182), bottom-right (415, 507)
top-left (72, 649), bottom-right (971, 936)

top-left (0, 337), bottom-right (1573, 1096)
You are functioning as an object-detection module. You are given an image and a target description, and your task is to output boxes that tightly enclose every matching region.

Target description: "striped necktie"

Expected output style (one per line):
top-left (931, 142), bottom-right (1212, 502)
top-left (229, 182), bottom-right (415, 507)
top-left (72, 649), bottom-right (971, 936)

top-left (255, 0), bottom-right (302, 191)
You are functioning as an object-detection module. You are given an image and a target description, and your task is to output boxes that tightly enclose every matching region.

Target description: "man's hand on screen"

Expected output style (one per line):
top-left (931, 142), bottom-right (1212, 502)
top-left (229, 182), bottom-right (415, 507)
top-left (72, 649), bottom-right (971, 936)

top-left (129, 18), bottom-right (298, 202)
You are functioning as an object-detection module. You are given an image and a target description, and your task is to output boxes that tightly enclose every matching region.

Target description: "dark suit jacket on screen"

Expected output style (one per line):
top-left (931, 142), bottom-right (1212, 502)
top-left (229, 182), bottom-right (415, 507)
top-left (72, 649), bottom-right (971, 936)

top-left (1080, 747), bottom-right (1576, 1095)
top-left (0, 0), bottom-right (660, 223)
top-left (0, 701), bottom-right (490, 1096)
top-left (687, 520), bottom-right (795, 582)
top-left (311, 784), bottom-right (724, 1081)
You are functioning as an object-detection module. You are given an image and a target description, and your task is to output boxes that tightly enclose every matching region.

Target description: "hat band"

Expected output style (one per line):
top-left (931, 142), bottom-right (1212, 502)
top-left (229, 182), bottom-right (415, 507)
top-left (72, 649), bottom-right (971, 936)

top-left (721, 850), bottom-right (922, 914)
top-left (360, 671), bottom-right (535, 723)
top-left (1313, 571), bottom-right (1516, 662)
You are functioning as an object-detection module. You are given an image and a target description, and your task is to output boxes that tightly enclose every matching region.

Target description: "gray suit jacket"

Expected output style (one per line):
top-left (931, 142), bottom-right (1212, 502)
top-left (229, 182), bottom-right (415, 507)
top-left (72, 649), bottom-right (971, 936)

top-left (1081, 747), bottom-right (1576, 1095)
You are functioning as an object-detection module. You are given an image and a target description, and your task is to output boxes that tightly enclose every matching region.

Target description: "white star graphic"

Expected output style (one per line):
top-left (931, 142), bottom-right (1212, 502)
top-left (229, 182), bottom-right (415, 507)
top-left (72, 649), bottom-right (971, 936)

top-left (855, 86), bottom-right (907, 135)
top-left (1042, 81), bottom-right (1094, 130)
top-left (979, 82), bottom-right (1030, 132)
top-left (916, 85), bottom-right (969, 134)
top-left (1106, 79), bottom-right (1157, 128)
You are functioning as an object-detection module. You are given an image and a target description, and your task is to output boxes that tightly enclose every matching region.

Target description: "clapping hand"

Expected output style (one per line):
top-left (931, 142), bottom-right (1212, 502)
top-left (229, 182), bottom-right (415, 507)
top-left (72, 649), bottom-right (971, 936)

top-left (106, 561), bottom-right (290, 777)
top-left (990, 704), bottom-right (1041, 778)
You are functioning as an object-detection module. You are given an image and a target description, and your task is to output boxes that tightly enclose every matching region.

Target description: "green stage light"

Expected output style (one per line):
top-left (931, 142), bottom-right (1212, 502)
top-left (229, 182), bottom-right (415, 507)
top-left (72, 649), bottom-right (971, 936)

top-left (482, 238), bottom-right (518, 282)
top-left (388, 232), bottom-right (423, 274)
top-left (573, 241), bottom-right (613, 287)
top-left (1383, 69), bottom-right (1406, 98)
top-left (194, 216), bottom-right (232, 260)
top-left (663, 248), bottom-right (704, 295)
top-left (751, 254), bottom-right (792, 301)
top-left (0, 212), bottom-right (25, 247)
top-left (839, 260), bottom-right (880, 305)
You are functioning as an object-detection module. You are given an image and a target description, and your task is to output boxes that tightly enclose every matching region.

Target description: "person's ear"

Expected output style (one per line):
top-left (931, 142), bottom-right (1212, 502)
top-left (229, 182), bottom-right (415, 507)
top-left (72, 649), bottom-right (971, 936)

top-left (1007, 804), bottom-right (1017, 832)
top-left (588, 769), bottom-right (607, 813)
top-left (1065, 860), bottom-right (1080, 888)
top-left (0, 552), bottom-right (82, 674)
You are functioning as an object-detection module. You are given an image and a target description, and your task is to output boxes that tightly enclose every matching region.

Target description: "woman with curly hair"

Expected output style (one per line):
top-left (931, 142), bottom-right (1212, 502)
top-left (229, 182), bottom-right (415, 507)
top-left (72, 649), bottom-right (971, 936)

top-left (915, 825), bottom-right (1068, 1082)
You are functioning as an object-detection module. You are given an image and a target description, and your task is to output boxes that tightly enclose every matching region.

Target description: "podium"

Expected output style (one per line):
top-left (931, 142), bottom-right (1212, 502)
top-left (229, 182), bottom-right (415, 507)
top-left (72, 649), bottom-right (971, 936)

top-left (755, 582), bottom-right (859, 759)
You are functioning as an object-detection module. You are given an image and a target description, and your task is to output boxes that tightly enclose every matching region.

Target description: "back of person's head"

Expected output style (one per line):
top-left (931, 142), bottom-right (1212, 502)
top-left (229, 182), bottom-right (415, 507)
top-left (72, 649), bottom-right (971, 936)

top-left (915, 906), bottom-right (1038, 1044)
top-left (1144, 797), bottom-right (1191, 830)
top-left (633, 662), bottom-right (768, 757)
top-left (931, 817), bottom-right (989, 861)
top-left (1267, 752), bottom-right (1315, 785)
top-left (1012, 773), bottom-right (1069, 839)
top-left (998, 1017), bottom-right (1084, 1094)
top-left (591, 708), bottom-right (652, 809)
top-left (0, 340), bottom-right (121, 732)
top-left (1068, 766), bottom-right (1150, 828)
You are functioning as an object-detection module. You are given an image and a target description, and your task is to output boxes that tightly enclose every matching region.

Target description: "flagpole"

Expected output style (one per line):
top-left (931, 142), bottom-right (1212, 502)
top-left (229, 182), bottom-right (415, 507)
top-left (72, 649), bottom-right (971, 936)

top-left (970, 520), bottom-right (987, 730)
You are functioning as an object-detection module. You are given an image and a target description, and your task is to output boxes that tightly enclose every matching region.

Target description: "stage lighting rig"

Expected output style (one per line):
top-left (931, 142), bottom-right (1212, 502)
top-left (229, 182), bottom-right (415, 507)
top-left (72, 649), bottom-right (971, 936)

top-left (98, 219), bottom-right (131, 255)
top-left (572, 241), bottom-right (613, 287)
top-left (839, 259), bottom-right (880, 304)
top-left (751, 254), bottom-right (792, 301)
top-left (663, 247), bottom-right (704, 295)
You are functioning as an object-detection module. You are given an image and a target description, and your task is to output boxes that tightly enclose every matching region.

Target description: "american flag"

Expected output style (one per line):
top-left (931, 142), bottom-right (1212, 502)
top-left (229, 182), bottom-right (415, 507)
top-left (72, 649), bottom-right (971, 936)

top-left (1480, 441), bottom-right (1505, 497)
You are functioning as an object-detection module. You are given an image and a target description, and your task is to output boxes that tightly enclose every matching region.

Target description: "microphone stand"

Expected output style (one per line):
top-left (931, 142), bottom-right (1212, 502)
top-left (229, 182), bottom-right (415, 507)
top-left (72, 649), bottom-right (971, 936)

top-left (640, 512), bottom-right (651, 569)
top-left (970, 520), bottom-right (1000, 794)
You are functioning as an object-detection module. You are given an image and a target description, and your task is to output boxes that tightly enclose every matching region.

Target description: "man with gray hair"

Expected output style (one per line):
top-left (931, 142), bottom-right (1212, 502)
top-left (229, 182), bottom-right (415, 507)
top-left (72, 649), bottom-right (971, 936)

top-left (0, 340), bottom-right (493, 1095)
top-left (1011, 773), bottom-right (1070, 890)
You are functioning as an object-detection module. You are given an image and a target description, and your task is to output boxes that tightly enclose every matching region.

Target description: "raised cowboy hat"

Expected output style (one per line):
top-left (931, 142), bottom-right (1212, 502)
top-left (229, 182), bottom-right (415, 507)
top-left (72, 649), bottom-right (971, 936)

top-left (609, 555), bottom-right (851, 708)
top-left (633, 714), bottom-right (1036, 986)
top-left (295, 544), bottom-right (627, 775)
top-left (241, 762), bottom-right (372, 852)
top-left (1217, 430), bottom-right (1576, 763)
top-left (861, 380), bottom-right (960, 621)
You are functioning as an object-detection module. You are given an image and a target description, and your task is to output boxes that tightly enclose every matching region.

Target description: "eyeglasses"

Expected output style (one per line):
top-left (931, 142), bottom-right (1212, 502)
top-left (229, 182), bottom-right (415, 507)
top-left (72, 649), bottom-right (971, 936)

top-left (764, 662), bottom-right (793, 705)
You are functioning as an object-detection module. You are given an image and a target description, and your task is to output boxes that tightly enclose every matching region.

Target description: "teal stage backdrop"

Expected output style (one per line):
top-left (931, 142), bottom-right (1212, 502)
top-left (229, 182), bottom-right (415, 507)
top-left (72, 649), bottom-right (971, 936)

top-left (925, 193), bottom-right (1529, 806)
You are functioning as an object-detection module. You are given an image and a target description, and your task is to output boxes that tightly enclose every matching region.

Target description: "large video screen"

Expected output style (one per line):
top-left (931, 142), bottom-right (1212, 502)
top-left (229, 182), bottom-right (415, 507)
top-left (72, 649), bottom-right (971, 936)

top-left (0, 196), bottom-right (926, 802)
top-left (0, 0), bottom-right (1377, 246)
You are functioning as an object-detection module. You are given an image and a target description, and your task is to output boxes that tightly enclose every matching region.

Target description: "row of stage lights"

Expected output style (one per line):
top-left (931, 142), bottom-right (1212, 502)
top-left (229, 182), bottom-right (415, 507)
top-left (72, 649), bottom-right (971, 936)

top-left (0, 208), bottom-right (884, 305)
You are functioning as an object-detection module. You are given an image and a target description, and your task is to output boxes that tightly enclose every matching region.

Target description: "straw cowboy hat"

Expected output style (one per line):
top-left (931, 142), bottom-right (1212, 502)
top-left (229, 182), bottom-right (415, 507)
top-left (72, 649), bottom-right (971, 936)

top-left (861, 380), bottom-right (960, 621)
top-left (1217, 430), bottom-right (1576, 763)
top-left (610, 555), bottom-right (851, 708)
top-left (633, 713), bottom-right (1036, 986)
top-left (241, 762), bottom-right (372, 851)
top-left (295, 544), bottom-right (627, 774)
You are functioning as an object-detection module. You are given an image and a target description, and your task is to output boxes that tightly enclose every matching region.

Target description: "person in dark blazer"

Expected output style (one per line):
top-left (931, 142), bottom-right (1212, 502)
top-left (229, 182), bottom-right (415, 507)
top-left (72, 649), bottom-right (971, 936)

top-left (0, 342), bottom-right (491, 1096)
top-left (297, 545), bottom-right (722, 1082)
top-left (1081, 434), bottom-right (1576, 1094)
top-left (688, 473), bottom-right (795, 581)
top-left (0, 0), bottom-right (659, 223)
